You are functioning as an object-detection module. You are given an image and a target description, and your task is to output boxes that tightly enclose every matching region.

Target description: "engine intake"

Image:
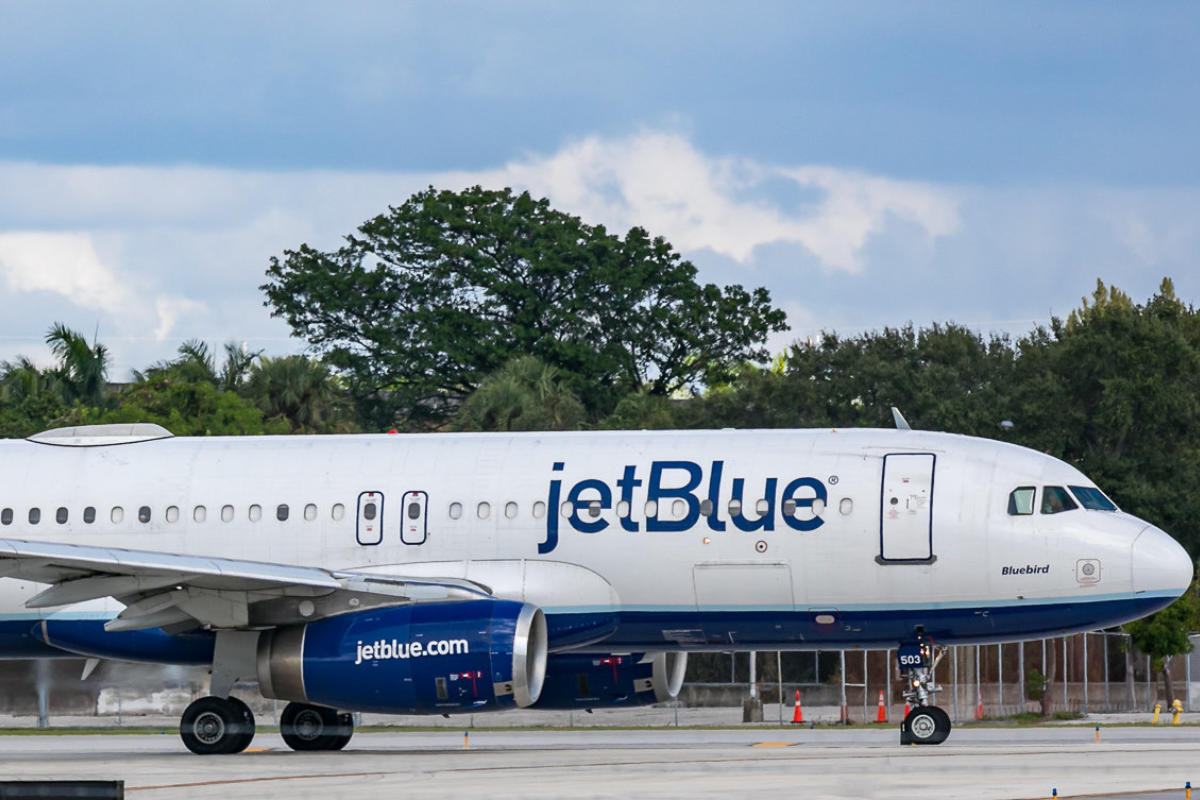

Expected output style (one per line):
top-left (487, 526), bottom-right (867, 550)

top-left (257, 599), bottom-right (546, 714)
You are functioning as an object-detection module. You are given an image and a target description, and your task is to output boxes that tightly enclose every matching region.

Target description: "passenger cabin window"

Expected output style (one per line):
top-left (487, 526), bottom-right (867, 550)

top-left (304, 504), bottom-right (317, 521)
top-left (362, 503), bottom-right (376, 521)
top-left (29, 508), bottom-right (40, 525)
top-left (1041, 486), bottom-right (1078, 515)
top-left (84, 507), bottom-right (96, 524)
top-left (1069, 486), bottom-right (1117, 511)
top-left (410, 502), bottom-right (424, 520)
top-left (138, 506), bottom-right (151, 524)
top-left (221, 505), bottom-right (234, 523)
top-left (532, 501), bottom-right (546, 519)
top-left (1, 508), bottom-right (11, 525)
top-left (782, 499), bottom-right (797, 517)
top-left (56, 507), bottom-right (68, 524)
top-left (194, 506), bottom-right (207, 523)
top-left (478, 502), bottom-right (491, 520)
top-left (166, 506), bottom-right (180, 523)
top-left (277, 504), bottom-right (289, 522)
top-left (331, 503), bottom-right (345, 521)
top-left (249, 505), bottom-right (262, 522)
top-left (448, 502), bottom-right (463, 520)
top-left (1007, 487), bottom-right (1035, 515)
top-left (111, 507), bottom-right (124, 524)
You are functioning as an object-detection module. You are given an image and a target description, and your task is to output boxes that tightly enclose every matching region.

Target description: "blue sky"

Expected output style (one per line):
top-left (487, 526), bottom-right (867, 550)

top-left (1, 1), bottom-right (1198, 377)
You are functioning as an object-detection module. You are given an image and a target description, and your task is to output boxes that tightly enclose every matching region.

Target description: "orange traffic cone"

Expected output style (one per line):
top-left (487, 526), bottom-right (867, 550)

top-left (876, 690), bottom-right (888, 723)
top-left (790, 690), bottom-right (804, 724)
top-left (975, 688), bottom-right (984, 720)
top-left (903, 699), bottom-right (910, 718)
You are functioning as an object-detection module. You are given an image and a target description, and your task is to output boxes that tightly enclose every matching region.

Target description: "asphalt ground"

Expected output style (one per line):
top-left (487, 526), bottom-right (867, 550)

top-left (0, 725), bottom-right (1196, 800)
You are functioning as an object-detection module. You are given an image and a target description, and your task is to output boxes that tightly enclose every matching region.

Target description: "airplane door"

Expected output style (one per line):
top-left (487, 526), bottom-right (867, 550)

top-left (879, 454), bottom-right (935, 562)
top-left (401, 490), bottom-right (428, 545)
top-left (356, 491), bottom-right (384, 546)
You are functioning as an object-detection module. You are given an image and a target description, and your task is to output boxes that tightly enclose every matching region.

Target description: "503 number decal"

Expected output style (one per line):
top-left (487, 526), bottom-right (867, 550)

top-left (897, 645), bottom-right (926, 670)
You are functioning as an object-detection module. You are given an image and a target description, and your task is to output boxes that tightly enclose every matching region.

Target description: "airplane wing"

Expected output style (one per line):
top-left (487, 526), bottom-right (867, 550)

top-left (0, 537), bottom-right (492, 633)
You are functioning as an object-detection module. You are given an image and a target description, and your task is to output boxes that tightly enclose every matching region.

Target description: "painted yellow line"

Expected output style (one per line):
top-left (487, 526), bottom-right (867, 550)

top-left (244, 748), bottom-right (272, 753)
top-left (751, 742), bottom-right (797, 748)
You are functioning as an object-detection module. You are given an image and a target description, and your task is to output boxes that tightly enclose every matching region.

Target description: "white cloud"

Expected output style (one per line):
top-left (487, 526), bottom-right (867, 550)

top-left (154, 296), bottom-right (210, 341)
top-left (0, 231), bottom-right (131, 313)
top-left (482, 131), bottom-right (961, 272)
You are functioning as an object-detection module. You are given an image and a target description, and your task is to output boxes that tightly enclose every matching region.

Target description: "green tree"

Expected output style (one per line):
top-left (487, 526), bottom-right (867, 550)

top-left (1008, 279), bottom-right (1200, 556)
top-left (262, 186), bottom-right (787, 429)
top-left (138, 340), bottom-right (263, 393)
top-left (90, 377), bottom-right (287, 436)
top-left (244, 355), bottom-right (352, 433)
top-left (450, 356), bottom-right (585, 432)
top-left (686, 323), bottom-right (1017, 433)
top-left (1126, 574), bottom-right (1200, 707)
top-left (45, 323), bottom-right (109, 407)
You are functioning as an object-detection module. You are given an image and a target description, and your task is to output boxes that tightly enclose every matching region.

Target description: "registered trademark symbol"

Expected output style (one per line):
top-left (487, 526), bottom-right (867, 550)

top-left (829, 475), bottom-right (839, 485)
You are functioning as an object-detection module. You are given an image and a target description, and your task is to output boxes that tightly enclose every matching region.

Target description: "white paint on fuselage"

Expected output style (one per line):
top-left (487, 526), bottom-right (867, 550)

top-left (0, 428), bottom-right (1190, 646)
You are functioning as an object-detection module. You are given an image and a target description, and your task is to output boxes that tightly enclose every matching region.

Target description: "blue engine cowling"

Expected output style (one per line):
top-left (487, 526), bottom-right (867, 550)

top-left (256, 599), bottom-right (547, 715)
top-left (533, 652), bottom-right (687, 709)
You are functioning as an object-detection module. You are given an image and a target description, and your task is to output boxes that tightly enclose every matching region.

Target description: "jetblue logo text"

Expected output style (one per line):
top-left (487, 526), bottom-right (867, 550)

top-left (354, 638), bottom-right (470, 665)
top-left (539, 460), bottom-right (827, 554)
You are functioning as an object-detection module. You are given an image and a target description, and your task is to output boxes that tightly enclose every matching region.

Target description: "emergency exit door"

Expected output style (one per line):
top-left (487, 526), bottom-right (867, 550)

top-left (879, 453), bottom-right (935, 562)
top-left (401, 490), bottom-right (428, 545)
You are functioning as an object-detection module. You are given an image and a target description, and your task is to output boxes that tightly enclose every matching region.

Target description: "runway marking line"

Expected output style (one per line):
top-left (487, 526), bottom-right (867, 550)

top-left (128, 772), bottom-right (391, 792)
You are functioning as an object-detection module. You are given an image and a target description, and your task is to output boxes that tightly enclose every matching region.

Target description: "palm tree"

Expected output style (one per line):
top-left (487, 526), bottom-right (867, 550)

top-left (452, 356), bottom-right (585, 432)
top-left (245, 356), bottom-right (346, 433)
top-left (45, 323), bottom-right (108, 407)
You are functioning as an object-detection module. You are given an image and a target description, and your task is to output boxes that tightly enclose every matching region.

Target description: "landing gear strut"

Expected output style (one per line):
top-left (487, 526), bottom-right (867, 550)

top-left (899, 644), bottom-right (952, 745)
top-left (180, 696), bottom-right (256, 755)
top-left (280, 702), bottom-right (355, 751)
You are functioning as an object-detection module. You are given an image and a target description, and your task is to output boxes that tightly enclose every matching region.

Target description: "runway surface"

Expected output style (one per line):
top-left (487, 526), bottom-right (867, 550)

top-left (0, 727), bottom-right (1196, 800)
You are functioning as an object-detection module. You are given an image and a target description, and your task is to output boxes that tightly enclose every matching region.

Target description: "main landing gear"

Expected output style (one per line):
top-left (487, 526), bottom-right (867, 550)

top-left (179, 698), bottom-right (354, 755)
top-left (899, 644), bottom-right (952, 746)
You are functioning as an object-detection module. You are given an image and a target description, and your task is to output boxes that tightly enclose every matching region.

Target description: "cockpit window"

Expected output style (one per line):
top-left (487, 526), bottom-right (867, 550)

top-left (1007, 487), bottom-right (1035, 515)
top-left (1069, 486), bottom-right (1117, 511)
top-left (1041, 486), bottom-right (1078, 514)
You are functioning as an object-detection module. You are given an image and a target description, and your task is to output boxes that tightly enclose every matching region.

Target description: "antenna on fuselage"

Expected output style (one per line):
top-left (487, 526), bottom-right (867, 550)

top-left (891, 407), bottom-right (913, 431)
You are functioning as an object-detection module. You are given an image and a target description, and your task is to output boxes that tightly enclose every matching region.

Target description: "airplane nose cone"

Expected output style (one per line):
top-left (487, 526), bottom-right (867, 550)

top-left (1131, 526), bottom-right (1194, 596)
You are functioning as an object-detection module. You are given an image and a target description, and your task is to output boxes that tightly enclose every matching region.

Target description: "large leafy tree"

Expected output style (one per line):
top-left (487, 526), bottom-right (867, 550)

top-left (262, 186), bottom-right (787, 429)
top-left (1008, 279), bottom-right (1200, 556)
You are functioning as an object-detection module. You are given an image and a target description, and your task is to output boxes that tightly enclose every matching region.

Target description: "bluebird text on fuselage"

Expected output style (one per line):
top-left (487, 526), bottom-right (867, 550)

top-left (538, 460), bottom-right (828, 554)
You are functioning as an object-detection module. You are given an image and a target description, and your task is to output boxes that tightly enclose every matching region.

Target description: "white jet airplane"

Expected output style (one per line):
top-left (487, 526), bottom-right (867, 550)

top-left (0, 421), bottom-right (1191, 752)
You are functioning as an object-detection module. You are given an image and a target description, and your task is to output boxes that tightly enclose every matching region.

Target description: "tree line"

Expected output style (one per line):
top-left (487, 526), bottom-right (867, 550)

top-left (4, 186), bottom-right (1199, 703)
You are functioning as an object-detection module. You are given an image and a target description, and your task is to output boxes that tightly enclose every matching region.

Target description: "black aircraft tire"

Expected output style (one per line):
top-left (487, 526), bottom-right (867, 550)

top-left (226, 696), bottom-right (257, 753)
top-left (330, 713), bottom-right (355, 751)
top-left (281, 702), bottom-right (341, 751)
top-left (901, 706), bottom-right (951, 746)
top-left (181, 697), bottom-right (253, 755)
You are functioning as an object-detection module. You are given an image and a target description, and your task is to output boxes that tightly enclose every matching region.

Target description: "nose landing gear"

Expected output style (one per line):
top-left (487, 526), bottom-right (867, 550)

top-left (898, 643), bottom-right (952, 745)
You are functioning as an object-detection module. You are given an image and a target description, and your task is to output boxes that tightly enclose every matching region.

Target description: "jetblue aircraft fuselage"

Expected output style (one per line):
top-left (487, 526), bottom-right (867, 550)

top-left (0, 424), bottom-right (1191, 751)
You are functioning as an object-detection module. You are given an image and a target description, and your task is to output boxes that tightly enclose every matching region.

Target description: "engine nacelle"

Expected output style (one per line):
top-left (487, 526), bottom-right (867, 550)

top-left (257, 599), bottom-right (546, 715)
top-left (533, 652), bottom-right (687, 709)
